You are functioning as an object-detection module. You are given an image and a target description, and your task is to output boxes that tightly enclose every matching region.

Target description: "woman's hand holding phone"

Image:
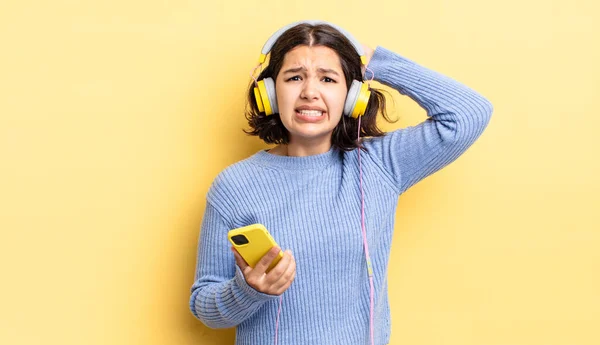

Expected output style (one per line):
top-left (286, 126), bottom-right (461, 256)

top-left (232, 246), bottom-right (296, 296)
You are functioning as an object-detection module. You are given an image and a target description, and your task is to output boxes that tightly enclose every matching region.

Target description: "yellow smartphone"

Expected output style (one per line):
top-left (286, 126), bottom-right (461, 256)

top-left (228, 223), bottom-right (283, 273)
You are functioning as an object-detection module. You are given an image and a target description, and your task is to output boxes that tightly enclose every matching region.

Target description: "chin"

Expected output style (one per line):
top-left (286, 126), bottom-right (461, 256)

top-left (290, 129), bottom-right (334, 141)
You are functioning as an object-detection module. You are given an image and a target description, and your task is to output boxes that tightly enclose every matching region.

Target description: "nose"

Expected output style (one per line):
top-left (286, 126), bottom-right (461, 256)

top-left (300, 78), bottom-right (319, 100)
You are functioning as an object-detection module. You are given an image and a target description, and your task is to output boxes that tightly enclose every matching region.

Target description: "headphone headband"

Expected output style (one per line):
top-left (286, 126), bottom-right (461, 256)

top-left (258, 20), bottom-right (367, 65)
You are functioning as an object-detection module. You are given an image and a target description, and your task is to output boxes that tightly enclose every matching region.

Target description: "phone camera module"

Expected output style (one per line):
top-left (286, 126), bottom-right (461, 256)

top-left (231, 234), bottom-right (249, 245)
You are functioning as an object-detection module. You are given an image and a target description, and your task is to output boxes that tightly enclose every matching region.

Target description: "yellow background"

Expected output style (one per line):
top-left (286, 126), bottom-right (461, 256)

top-left (1, 0), bottom-right (598, 344)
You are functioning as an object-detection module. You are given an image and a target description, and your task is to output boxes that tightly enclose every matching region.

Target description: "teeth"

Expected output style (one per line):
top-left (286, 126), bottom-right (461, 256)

top-left (298, 110), bottom-right (323, 117)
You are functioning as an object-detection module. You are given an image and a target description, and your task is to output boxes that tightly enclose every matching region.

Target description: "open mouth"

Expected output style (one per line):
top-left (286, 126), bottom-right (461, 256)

top-left (296, 109), bottom-right (325, 118)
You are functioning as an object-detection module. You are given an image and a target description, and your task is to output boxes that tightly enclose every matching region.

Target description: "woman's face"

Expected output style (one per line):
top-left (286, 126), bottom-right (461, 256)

top-left (275, 45), bottom-right (348, 146)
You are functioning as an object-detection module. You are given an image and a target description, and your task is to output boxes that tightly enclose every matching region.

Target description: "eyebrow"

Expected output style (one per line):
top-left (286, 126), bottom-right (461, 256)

top-left (282, 67), bottom-right (340, 76)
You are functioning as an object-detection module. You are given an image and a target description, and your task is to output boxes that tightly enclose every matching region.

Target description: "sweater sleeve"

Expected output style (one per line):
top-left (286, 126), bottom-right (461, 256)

top-left (362, 46), bottom-right (494, 194)
top-left (189, 200), bottom-right (278, 329)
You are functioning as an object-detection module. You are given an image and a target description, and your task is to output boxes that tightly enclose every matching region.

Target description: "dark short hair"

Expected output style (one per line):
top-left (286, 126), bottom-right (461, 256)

top-left (244, 23), bottom-right (394, 151)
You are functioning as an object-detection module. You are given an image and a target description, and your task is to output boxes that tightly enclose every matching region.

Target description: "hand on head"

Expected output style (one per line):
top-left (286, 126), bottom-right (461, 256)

top-left (361, 44), bottom-right (375, 78)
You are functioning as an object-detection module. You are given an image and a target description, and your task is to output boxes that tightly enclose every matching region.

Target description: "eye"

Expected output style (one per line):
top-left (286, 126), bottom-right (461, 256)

top-left (322, 77), bottom-right (336, 83)
top-left (286, 76), bottom-right (301, 81)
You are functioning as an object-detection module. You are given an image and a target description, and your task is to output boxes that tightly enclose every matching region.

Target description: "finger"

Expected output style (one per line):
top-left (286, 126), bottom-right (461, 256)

top-left (231, 247), bottom-right (250, 272)
top-left (253, 246), bottom-right (283, 276)
top-left (271, 252), bottom-right (296, 292)
top-left (264, 249), bottom-right (292, 283)
top-left (274, 270), bottom-right (296, 295)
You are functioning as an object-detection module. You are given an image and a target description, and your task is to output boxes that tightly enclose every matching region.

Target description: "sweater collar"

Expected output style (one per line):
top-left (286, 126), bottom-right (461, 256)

top-left (251, 147), bottom-right (341, 170)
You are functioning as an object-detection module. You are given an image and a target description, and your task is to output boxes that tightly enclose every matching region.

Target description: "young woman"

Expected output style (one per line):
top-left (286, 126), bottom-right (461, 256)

top-left (190, 21), bottom-right (493, 345)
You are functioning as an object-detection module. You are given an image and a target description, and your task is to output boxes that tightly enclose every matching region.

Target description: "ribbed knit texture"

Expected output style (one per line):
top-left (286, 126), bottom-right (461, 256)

top-left (190, 46), bottom-right (493, 345)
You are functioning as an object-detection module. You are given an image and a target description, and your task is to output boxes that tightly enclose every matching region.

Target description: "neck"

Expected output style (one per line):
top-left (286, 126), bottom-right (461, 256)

top-left (270, 136), bottom-right (332, 157)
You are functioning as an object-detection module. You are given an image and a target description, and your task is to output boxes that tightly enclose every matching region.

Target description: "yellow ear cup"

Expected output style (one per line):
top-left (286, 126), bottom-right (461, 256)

top-left (350, 83), bottom-right (371, 119)
top-left (253, 86), bottom-right (265, 113)
top-left (254, 80), bottom-right (273, 115)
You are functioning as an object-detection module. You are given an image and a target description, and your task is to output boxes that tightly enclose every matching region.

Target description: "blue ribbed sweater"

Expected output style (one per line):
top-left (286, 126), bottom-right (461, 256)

top-left (190, 46), bottom-right (493, 345)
